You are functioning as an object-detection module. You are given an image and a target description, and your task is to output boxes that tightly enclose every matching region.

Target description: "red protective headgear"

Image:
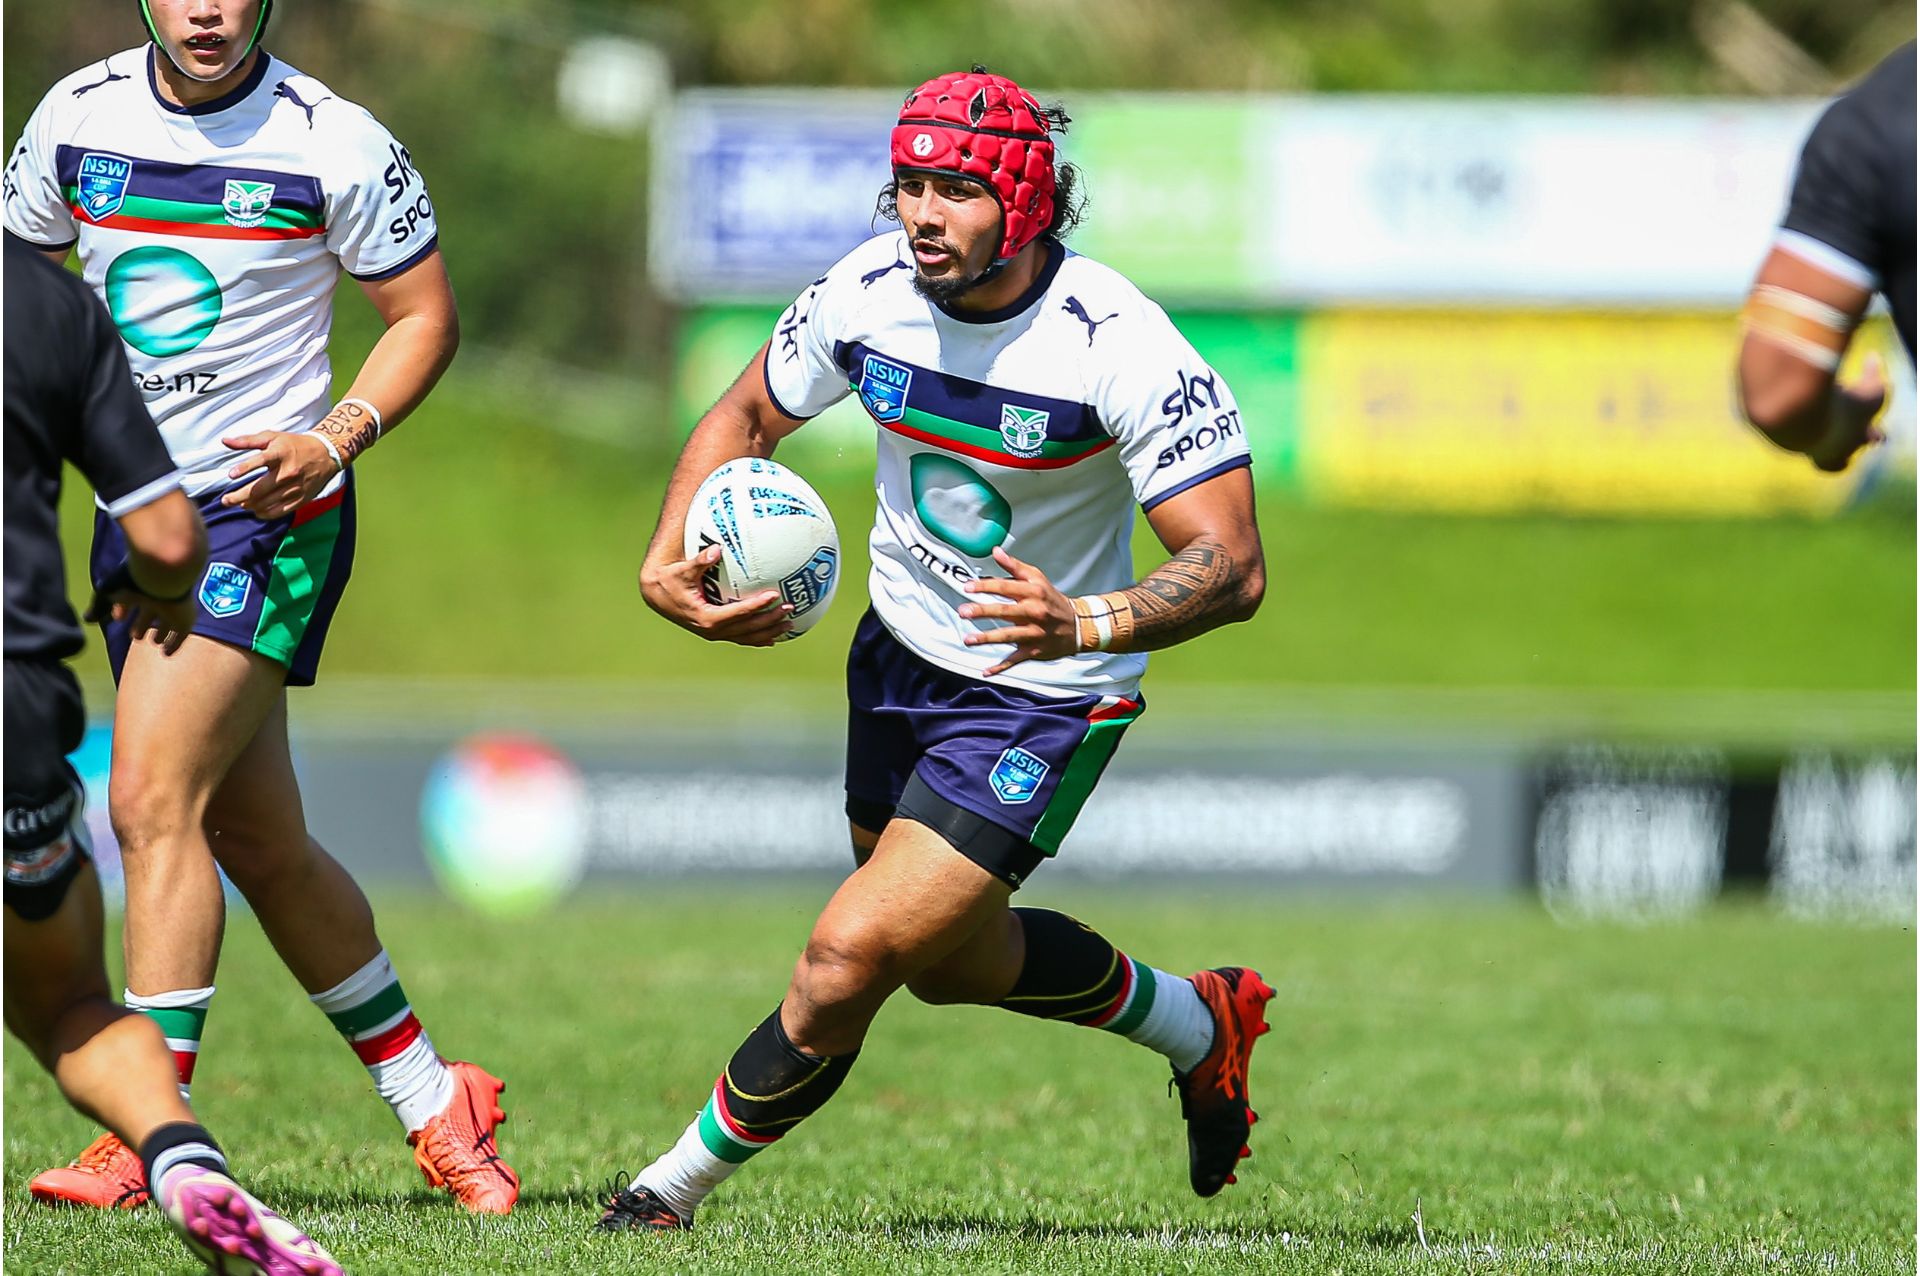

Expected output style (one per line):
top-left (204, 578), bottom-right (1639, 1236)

top-left (891, 71), bottom-right (1056, 264)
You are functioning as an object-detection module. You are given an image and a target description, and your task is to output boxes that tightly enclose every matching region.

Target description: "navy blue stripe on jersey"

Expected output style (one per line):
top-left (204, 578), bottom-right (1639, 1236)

top-left (347, 233), bottom-right (440, 282)
top-left (53, 146), bottom-right (324, 214)
top-left (833, 339), bottom-right (1104, 443)
top-left (1140, 455), bottom-right (1251, 513)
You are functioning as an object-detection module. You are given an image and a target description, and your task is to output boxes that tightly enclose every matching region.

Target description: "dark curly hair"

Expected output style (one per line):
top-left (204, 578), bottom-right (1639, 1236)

top-left (874, 85), bottom-right (1086, 245)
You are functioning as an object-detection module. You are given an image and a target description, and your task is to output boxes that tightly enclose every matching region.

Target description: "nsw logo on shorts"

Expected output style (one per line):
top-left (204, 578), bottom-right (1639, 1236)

top-left (989, 747), bottom-right (1050, 805)
top-left (199, 563), bottom-right (252, 618)
top-left (857, 353), bottom-right (913, 424)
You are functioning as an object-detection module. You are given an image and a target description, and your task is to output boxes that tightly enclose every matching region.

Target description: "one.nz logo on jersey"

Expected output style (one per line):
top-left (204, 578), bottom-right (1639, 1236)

top-left (198, 563), bottom-right (252, 618)
top-left (76, 153), bottom-right (132, 221)
top-left (989, 747), bottom-right (1050, 805)
top-left (857, 353), bottom-right (913, 424)
top-left (222, 179), bottom-right (275, 228)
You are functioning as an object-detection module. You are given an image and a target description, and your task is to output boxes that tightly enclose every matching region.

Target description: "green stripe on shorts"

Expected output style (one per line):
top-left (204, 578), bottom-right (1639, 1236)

top-left (1030, 701), bottom-right (1144, 854)
top-left (251, 503), bottom-right (342, 663)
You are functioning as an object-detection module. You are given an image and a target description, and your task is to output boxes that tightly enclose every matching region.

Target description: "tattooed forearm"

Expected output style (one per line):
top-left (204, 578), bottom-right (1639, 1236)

top-left (313, 399), bottom-right (381, 465)
top-left (1073, 537), bottom-right (1247, 653)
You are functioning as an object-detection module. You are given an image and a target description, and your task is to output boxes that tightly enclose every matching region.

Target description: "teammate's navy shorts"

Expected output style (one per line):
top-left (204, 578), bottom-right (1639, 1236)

top-left (844, 609), bottom-right (1143, 889)
top-left (90, 476), bottom-right (355, 688)
top-left (4, 659), bottom-right (91, 920)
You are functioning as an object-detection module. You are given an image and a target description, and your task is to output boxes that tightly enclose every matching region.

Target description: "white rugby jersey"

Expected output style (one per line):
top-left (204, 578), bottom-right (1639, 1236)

top-left (767, 231), bottom-right (1252, 699)
top-left (3, 47), bottom-right (439, 498)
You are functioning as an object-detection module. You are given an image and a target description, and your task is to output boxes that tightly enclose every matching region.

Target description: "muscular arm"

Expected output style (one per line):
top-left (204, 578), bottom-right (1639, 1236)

top-left (637, 342), bottom-right (811, 644)
top-left (1737, 247), bottom-right (1884, 470)
top-left (1078, 468), bottom-right (1264, 653)
top-left (641, 341), bottom-right (808, 570)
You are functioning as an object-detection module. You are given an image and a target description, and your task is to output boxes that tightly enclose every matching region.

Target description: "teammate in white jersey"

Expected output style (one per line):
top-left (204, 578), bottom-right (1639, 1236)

top-left (4, 0), bottom-right (518, 1214)
top-left (602, 69), bottom-right (1273, 1232)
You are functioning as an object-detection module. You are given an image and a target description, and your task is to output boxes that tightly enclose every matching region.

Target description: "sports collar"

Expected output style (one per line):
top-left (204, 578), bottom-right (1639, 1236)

top-left (932, 239), bottom-right (1065, 326)
top-left (147, 45), bottom-right (269, 116)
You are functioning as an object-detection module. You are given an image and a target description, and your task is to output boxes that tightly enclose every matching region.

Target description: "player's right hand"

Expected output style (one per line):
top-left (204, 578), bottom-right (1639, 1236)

top-left (639, 543), bottom-right (793, 647)
top-left (83, 585), bottom-right (198, 656)
top-left (1809, 353), bottom-right (1889, 473)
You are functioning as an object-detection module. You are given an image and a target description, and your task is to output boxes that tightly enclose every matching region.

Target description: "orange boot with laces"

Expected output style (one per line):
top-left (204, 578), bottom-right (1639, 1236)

top-left (29, 1131), bottom-right (150, 1209)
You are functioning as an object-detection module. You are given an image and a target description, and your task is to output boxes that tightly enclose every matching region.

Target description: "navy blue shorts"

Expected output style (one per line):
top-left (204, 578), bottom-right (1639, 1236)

top-left (844, 610), bottom-right (1143, 888)
top-left (90, 477), bottom-right (356, 688)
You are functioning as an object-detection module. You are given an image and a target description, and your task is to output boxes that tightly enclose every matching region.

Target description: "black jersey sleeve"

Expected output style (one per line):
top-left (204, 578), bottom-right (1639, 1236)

top-left (60, 266), bottom-right (178, 515)
top-left (1780, 75), bottom-right (1890, 281)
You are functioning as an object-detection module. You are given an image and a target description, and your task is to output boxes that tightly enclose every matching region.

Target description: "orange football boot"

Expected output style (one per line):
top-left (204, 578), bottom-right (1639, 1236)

top-left (407, 1060), bottom-right (519, 1214)
top-left (29, 1131), bottom-right (150, 1209)
top-left (1174, 966), bottom-right (1276, 1197)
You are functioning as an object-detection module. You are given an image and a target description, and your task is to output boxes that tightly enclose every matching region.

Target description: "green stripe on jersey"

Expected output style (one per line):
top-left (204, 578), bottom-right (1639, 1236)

top-left (895, 405), bottom-right (1112, 462)
top-left (1104, 957), bottom-right (1158, 1036)
top-left (60, 187), bottom-right (323, 231)
top-left (141, 1005), bottom-right (209, 1042)
top-left (1031, 703), bottom-right (1144, 853)
top-left (324, 981), bottom-right (410, 1038)
top-left (252, 502), bottom-right (343, 662)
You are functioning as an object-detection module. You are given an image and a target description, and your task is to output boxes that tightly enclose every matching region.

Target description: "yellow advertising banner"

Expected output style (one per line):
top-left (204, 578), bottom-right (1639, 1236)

top-left (1297, 310), bottom-right (1903, 515)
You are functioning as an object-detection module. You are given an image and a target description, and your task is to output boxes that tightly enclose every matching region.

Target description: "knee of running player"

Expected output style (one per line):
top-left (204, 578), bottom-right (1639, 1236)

top-left (786, 923), bottom-right (909, 1032)
top-left (106, 758), bottom-right (212, 864)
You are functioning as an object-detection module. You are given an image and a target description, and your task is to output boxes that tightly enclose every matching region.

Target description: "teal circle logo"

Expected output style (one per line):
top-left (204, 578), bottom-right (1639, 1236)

top-left (910, 453), bottom-right (1011, 556)
top-left (104, 246), bottom-right (221, 357)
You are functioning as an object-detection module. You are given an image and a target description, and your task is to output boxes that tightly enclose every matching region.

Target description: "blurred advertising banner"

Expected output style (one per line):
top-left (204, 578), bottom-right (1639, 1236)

top-left (1295, 310), bottom-right (1907, 515)
top-left (652, 90), bottom-right (1822, 307)
top-left (70, 721), bottom-right (1912, 923)
top-left (675, 305), bottom-right (1906, 516)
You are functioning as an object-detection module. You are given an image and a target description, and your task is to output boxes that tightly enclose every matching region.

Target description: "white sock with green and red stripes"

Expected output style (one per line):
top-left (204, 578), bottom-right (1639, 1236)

top-left (631, 1081), bottom-right (758, 1220)
top-left (310, 951), bottom-right (454, 1134)
top-left (125, 986), bottom-right (214, 1101)
top-left (1089, 956), bottom-right (1216, 1073)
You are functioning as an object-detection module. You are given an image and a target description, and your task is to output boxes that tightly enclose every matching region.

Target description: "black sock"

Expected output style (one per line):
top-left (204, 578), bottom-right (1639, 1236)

top-left (711, 1007), bottom-right (859, 1151)
top-left (138, 1122), bottom-right (226, 1194)
top-left (993, 908), bottom-right (1134, 1025)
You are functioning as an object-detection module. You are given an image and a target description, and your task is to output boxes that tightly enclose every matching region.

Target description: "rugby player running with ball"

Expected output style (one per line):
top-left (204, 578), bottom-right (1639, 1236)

top-left (606, 68), bottom-right (1271, 1231)
top-left (4, 0), bottom-right (517, 1213)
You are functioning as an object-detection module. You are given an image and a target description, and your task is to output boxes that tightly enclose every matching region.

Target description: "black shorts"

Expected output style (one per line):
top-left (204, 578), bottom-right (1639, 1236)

top-left (3, 659), bottom-right (91, 920)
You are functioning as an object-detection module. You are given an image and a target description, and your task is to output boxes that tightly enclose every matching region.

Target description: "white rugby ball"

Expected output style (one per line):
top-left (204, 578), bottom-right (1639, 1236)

top-left (683, 457), bottom-right (841, 640)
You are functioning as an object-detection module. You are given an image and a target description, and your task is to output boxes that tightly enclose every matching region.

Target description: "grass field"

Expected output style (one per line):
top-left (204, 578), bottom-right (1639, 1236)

top-left (4, 890), bottom-right (1911, 1274)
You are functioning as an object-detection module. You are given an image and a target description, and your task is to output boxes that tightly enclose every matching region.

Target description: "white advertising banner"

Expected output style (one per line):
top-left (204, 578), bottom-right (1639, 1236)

top-left (652, 89), bottom-right (1828, 306)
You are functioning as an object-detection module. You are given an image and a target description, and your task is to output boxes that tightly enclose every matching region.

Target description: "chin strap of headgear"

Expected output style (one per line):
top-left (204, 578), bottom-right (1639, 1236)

top-left (139, 0), bottom-right (274, 79)
top-left (890, 70), bottom-right (1056, 284)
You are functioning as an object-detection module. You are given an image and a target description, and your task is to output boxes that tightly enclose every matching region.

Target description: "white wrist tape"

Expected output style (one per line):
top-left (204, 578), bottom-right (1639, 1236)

top-left (338, 397), bottom-right (384, 438)
top-left (316, 434), bottom-right (345, 472)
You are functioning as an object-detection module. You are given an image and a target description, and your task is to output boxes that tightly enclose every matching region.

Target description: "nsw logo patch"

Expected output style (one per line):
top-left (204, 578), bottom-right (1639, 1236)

top-left (198, 563), bottom-right (252, 618)
top-left (857, 353), bottom-right (913, 424)
top-left (221, 179), bottom-right (275, 228)
top-left (999, 405), bottom-right (1049, 458)
top-left (76, 153), bottom-right (132, 221)
top-left (989, 746), bottom-right (1050, 805)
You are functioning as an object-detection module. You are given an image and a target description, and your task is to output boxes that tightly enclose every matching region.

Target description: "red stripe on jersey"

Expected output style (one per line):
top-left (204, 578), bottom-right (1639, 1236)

top-left (878, 418), bottom-right (1116, 470)
top-left (70, 208), bottom-right (324, 241)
